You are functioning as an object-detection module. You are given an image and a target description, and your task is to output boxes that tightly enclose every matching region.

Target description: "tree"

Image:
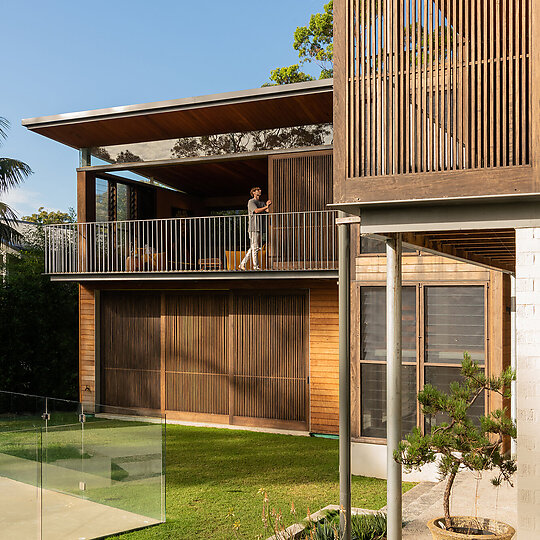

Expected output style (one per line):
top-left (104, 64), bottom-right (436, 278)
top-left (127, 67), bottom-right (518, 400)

top-left (0, 207), bottom-right (78, 399)
top-left (266, 1), bottom-right (333, 85)
top-left (395, 353), bottom-right (517, 531)
top-left (23, 206), bottom-right (76, 226)
top-left (0, 117), bottom-right (32, 244)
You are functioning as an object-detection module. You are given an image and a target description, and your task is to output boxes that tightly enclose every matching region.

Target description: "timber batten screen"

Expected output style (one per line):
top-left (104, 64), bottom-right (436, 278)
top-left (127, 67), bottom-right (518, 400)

top-left (342, 0), bottom-right (531, 179)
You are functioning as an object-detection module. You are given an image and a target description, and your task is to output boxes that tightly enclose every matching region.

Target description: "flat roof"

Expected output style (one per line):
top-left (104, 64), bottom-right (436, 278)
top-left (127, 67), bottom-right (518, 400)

top-left (22, 79), bottom-right (333, 149)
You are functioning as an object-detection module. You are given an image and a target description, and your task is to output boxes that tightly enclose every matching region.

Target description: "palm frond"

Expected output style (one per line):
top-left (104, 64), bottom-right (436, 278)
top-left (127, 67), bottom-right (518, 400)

top-left (0, 157), bottom-right (33, 192)
top-left (0, 117), bottom-right (9, 142)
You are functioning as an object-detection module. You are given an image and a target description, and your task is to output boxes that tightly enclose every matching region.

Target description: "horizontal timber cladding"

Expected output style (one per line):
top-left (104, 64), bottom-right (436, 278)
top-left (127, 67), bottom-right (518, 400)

top-left (79, 285), bottom-right (96, 402)
top-left (355, 254), bottom-right (491, 282)
top-left (231, 292), bottom-right (308, 423)
top-left (309, 285), bottom-right (340, 434)
top-left (164, 293), bottom-right (229, 415)
top-left (344, 0), bottom-right (530, 178)
top-left (100, 292), bottom-right (161, 409)
top-left (269, 150), bottom-right (333, 212)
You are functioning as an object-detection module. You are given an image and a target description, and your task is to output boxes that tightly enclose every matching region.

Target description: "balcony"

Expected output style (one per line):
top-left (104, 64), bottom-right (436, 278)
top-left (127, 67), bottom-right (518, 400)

top-left (44, 210), bottom-right (338, 280)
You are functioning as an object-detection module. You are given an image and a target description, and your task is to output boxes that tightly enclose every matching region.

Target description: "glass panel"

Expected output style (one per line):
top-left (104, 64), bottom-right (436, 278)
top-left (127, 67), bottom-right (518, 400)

top-left (0, 427), bottom-right (41, 539)
top-left (360, 286), bottom-right (416, 362)
top-left (425, 286), bottom-right (485, 365)
top-left (0, 391), bottom-right (46, 430)
top-left (424, 366), bottom-right (486, 432)
top-left (360, 364), bottom-right (416, 438)
top-left (41, 415), bottom-right (164, 539)
top-left (117, 183), bottom-right (129, 221)
top-left (96, 178), bottom-right (108, 222)
top-left (91, 123), bottom-right (333, 163)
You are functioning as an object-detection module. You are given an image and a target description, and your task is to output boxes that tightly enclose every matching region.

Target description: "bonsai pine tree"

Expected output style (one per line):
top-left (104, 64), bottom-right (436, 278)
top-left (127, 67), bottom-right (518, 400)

top-left (394, 353), bottom-right (517, 531)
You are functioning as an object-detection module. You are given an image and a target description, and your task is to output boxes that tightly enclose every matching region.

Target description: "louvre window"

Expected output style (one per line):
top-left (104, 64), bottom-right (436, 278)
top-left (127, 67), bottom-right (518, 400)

top-left (359, 285), bottom-right (486, 439)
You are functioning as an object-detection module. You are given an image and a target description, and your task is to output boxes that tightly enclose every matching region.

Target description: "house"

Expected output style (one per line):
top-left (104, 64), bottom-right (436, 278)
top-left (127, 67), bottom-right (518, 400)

top-left (332, 0), bottom-right (537, 534)
top-left (0, 220), bottom-right (37, 278)
top-left (23, 80), bottom-right (509, 476)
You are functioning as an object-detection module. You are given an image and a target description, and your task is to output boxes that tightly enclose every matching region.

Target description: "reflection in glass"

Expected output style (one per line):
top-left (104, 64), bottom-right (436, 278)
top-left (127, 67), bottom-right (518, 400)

top-left (424, 366), bottom-right (485, 432)
top-left (91, 123), bottom-right (333, 163)
top-left (96, 178), bottom-right (108, 222)
top-left (425, 286), bottom-right (485, 364)
top-left (360, 364), bottom-right (416, 438)
top-left (360, 286), bottom-right (416, 362)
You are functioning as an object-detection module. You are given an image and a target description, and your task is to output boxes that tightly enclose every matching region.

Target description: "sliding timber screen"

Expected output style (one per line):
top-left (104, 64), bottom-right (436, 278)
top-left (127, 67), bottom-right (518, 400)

top-left (99, 290), bottom-right (308, 429)
top-left (341, 0), bottom-right (531, 177)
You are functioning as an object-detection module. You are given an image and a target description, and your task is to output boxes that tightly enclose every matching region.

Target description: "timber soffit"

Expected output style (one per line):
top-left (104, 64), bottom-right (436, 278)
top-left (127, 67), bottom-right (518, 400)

top-left (21, 79), bottom-right (333, 149)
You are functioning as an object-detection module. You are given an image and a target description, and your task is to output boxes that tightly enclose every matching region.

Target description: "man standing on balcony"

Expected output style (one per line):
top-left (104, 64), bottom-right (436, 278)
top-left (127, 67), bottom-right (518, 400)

top-left (239, 187), bottom-right (271, 270)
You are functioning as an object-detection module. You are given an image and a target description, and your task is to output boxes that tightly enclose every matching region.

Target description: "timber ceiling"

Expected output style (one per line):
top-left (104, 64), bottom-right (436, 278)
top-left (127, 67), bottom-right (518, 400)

top-left (401, 229), bottom-right (516, 273)
top-left (22, 80), bottom-right (333, 149)
top-left (138, 156), bottom-right (268, 197)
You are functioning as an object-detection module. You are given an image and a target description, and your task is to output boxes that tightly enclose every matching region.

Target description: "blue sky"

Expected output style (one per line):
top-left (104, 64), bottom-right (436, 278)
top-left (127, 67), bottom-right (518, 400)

top-left (1, 0), bottom-right (326, 218)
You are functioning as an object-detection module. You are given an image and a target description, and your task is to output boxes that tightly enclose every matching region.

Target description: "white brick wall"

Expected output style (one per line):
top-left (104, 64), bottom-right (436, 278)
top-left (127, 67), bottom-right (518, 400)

top-left (515, 227), bottom-right (540, 535)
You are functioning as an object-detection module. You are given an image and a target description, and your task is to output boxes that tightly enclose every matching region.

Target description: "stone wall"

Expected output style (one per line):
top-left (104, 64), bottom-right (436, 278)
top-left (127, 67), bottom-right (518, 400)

top-left (515, 227), bottom-right (540, 535)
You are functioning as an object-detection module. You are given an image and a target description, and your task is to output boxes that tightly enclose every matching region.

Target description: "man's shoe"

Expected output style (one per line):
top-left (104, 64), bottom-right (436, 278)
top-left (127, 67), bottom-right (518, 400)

top-left (238, 264), bottom-right (246, 271)
top-left (253, 266), bottom-right (261, 270)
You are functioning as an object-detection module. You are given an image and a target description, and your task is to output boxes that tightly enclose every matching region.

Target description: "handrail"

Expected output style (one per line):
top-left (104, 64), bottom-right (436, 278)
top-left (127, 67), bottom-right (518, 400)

top-left (44, 210), bottom-right (338, 275)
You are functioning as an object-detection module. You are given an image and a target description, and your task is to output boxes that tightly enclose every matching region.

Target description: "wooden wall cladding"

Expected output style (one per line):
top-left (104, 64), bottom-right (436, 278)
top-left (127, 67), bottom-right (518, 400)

top-left (164, 293), bottom-right (229, 415)
top-left (232, 293), bottom-right (308, 422)
top-left (95, 289), bottom-right (310, 429)
top-left (309, 286), bottom-right (340, 434)
top-left (344, 0), bottom-right (531, 178)
top-left (355, 254), bottom-right (491, 282)
top-left (269, 151), bottom-right (333, 212)
top-left (79, 285), bottom-right (95, 402)
top-left (100, 292), bottom-right (161, 409)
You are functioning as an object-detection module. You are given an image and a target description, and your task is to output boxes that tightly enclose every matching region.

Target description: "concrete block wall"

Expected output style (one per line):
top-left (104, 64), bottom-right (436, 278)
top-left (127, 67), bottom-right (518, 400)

top-left (515, 227), bottom-right (540, 535)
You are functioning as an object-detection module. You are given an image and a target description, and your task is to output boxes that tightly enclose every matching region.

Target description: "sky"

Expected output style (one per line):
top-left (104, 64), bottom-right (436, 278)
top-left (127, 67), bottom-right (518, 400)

top-left (1, 0), bottom-right (326, 218)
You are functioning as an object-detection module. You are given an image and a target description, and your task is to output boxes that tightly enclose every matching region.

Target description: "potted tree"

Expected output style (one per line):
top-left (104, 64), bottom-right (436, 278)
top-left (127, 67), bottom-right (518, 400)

top-left (395, 353), bottom-right (517, 539)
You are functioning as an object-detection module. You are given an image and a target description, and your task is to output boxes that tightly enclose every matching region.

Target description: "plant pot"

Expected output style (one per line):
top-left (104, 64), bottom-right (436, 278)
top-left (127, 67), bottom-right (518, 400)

top-left (426, 517), bottom-right (515, 539)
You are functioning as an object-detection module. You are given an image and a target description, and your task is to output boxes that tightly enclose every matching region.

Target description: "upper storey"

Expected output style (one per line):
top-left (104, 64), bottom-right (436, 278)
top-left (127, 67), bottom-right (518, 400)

top-left (23, 81), bottom-right (338, 281)
top-left (333, 0), bottom-right (539, 205)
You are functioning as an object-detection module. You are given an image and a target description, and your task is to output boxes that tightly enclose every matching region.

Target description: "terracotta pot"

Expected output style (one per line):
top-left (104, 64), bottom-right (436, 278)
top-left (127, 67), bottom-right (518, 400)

top-left (426, 517), bottom-right (515, 539)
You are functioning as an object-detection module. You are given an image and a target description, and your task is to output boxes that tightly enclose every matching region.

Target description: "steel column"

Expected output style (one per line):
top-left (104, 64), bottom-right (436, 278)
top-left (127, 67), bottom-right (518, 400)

top-left (386, 234), bottom-right (402, 540)
top-left (338, 211), bottom-right (351, 540)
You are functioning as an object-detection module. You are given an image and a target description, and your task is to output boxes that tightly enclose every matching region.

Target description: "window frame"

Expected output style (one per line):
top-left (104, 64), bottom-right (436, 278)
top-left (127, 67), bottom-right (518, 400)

top-left (355, 281), bottom-right (490, 444)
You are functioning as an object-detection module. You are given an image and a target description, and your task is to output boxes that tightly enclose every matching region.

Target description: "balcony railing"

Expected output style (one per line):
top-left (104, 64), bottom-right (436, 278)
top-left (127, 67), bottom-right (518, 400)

top-left (44, 210), bottom-right (338, 275)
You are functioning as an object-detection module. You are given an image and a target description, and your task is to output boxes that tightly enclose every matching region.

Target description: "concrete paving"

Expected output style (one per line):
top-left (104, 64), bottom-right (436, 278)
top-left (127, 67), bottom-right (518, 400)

top-left (0, 477), bottom-right (161, 540)
top-left (401, 471), bottom-right (518, 539)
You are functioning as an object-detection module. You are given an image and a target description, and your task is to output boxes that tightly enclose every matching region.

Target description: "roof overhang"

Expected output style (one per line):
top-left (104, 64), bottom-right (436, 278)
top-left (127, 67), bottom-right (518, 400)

top-left (22, 79), bottom-right (333, 149)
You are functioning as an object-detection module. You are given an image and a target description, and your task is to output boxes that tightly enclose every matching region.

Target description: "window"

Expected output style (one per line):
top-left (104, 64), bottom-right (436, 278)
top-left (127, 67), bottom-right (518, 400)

top-left (359, 285), bottom-right (486, 439)
top-left (360, 287), bottom-right (417, 438)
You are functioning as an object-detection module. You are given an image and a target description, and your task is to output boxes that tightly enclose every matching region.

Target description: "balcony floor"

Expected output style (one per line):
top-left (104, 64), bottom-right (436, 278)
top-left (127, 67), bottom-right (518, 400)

top-left (49, 270), bottom-right (338, 282)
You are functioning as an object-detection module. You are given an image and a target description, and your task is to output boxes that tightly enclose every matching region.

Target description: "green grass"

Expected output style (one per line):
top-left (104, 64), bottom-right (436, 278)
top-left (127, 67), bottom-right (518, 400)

top-left (105, 425), bottom-right (414, 540)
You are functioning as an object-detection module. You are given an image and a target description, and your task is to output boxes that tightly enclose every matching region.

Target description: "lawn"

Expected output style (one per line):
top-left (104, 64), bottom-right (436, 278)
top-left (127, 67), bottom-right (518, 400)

top-left (106, 424), bottom-right (415, 539)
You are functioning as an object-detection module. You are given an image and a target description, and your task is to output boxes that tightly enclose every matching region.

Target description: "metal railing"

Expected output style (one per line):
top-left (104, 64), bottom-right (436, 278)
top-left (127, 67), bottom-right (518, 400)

top-left (44, 210), bottom-right (338, 275)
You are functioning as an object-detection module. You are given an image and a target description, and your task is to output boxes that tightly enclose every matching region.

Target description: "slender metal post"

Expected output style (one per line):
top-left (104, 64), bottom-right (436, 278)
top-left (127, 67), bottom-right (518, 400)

top-left (338, 211), bottom-right (351, 540)
top-left (386, 233), bottom-right (402, 540)
top-left (510, 274), bottom-right (517, 458)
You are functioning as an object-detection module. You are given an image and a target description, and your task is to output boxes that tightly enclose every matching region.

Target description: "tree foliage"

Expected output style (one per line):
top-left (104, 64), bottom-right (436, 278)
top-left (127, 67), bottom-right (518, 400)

top-left (171, 125), bottom-right (331, 158)
top-left (0, 208), bottom-right (78, 399)
top-left (266, 1), bottom-right (333, 85)
top-left (0, 117), bottom-right (33, 244)
top-left (394, 353), bottom-right (517, 530)
top-left (23, 206), bottom-right (76, 226)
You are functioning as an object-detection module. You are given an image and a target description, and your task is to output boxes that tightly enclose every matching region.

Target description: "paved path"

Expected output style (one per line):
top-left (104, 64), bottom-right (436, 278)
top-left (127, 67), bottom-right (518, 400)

top-left (0, 477), bottom-right (160, 540)
top-left (399, 471), bottom-right (518, 539)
